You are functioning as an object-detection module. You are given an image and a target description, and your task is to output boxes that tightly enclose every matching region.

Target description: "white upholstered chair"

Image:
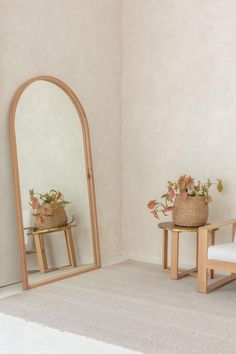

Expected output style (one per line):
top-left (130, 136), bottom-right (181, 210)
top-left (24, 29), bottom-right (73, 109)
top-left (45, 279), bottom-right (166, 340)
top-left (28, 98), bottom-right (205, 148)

top-left (198, 219), bottom-right (236, 293)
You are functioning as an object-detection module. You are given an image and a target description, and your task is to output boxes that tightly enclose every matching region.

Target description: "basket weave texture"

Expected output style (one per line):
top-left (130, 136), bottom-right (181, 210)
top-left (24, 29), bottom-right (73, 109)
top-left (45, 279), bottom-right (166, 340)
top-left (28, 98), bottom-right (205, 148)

top-left (34, 205), bottom-right (68, 230)
top-left (172, 195), bottom-right (208, 227)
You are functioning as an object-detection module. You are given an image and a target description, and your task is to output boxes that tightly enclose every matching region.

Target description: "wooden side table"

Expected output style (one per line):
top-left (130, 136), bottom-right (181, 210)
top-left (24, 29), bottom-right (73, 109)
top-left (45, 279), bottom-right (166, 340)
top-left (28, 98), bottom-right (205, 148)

top-left (27, 224), bottom-right (78, 273)
top-left (158, 222), bottom-right (216, 280)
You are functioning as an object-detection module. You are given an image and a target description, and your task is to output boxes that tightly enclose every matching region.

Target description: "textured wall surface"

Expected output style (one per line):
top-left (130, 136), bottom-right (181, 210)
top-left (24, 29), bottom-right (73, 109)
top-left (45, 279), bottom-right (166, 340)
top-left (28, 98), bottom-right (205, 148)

top-left (122, 0), bottom-right (236, 265)
top-left (0, 0), bottom-right (122, 286)
top-left (1, 1), bottom-right (236, 286)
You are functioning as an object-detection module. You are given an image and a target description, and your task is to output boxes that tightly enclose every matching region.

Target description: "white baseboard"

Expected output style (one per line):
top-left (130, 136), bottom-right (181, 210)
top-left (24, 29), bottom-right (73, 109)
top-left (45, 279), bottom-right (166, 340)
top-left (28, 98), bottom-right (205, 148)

top-left (121, 252), bottom-right (198, 269)
top-left (121, 252), bottom-right (229, 275)
top-left (121, 253), bottom-right (163, 265)
top-left (98, 251), bottom-right (229, 276)
top-left (101, 254), bottom-right (129, 267)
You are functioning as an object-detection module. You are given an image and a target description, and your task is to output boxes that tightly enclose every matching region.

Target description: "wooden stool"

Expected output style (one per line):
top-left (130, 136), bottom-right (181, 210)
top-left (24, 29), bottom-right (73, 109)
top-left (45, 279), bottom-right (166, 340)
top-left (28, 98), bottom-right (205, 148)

top-left (27, 224), bottom-right (78, 273)
top-left (158, 222), bottom-right (216, 280)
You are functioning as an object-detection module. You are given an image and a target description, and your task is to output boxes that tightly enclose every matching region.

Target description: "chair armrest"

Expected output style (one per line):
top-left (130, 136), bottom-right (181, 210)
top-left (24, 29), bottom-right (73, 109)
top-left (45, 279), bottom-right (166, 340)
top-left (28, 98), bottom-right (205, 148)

top-left (200, 219), bottom-right (236, 231)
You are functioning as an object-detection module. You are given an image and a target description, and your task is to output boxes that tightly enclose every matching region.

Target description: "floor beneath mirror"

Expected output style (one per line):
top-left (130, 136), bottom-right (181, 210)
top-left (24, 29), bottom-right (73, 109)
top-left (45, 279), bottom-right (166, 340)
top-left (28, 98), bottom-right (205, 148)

top-left (0, 282), bottom-right (22, 300)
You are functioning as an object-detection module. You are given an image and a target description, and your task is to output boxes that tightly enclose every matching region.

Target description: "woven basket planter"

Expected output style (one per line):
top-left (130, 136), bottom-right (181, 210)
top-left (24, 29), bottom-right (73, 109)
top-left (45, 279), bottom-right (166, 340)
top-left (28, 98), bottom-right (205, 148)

top-left (34, 205), bottom-right (68, 230)
top-left (172, 195), bottom-right (208, 227)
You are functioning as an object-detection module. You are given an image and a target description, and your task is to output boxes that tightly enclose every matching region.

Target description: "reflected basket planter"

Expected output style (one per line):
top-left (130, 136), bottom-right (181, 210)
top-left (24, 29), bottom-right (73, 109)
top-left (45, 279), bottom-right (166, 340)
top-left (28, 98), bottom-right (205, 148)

top-left (34, 206), bottom-right (68, 230)
top-left (172, 195), bottom-right (208, 227)
top-left (9, 75), bottom-right (101, 290)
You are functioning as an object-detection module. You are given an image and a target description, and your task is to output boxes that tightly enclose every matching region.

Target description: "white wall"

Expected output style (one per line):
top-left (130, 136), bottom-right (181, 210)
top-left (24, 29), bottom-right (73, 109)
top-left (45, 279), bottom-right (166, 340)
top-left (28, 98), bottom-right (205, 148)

top-left (122, 0), bottom-right (236, 265)
top-left (2, 1), bottom-right (236, 286)
top-left (0, 0), bottom-right (122, 286)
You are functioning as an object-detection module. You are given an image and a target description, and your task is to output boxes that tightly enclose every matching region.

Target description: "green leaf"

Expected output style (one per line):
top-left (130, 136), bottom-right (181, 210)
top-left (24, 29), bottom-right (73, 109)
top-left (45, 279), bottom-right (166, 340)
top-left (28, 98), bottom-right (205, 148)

top-left (217, 179), bottom-right (224, 192)
top-left (55, 201), bottom-right (70, 207)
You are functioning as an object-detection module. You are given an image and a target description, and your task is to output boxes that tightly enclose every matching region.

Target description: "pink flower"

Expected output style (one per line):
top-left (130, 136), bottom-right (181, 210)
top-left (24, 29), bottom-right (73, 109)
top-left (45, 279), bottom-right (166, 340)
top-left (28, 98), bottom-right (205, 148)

top-left (164, 206), bottom-right (174, 212)
top-left (186, 176), bottom-right (194, 189)
top-left (37, 214), bottom-right (45, 224)
top-left (147, 200), bottom-right (157, 209)
top-left (177, 175), bottom-right (187, 191)
top-left (168, 187), bottom-right (175, 200)
top-left (31, 197), bottom-right (39, 210)
top-left (151, 210), bottom-right (159, 219)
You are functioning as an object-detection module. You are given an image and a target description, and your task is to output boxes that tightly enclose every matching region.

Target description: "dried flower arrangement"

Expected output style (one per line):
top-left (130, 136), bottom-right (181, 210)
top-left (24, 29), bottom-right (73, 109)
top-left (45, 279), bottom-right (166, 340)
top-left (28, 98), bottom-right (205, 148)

top-left (148, 175), bottom-right (223, 219)
top-left (29, 189), bottom-right (69, 224)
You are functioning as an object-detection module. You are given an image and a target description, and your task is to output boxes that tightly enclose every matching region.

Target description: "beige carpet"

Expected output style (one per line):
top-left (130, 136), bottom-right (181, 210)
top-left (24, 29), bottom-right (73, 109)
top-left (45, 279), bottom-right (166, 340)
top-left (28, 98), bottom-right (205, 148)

top-left (0, 260), bottom-right (236, 354)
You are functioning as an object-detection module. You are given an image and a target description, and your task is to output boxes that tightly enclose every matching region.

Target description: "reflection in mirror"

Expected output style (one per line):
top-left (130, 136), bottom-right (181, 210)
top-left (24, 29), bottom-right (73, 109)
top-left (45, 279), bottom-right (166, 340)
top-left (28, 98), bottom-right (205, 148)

top-left (10, 77), bottom-right (100, 289)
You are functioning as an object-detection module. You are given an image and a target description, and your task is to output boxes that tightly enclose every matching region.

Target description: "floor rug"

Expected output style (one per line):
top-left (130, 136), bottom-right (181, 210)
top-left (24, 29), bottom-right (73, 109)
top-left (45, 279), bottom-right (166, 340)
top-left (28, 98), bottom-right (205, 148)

top-left (0, 260), bottom-right (236, 354)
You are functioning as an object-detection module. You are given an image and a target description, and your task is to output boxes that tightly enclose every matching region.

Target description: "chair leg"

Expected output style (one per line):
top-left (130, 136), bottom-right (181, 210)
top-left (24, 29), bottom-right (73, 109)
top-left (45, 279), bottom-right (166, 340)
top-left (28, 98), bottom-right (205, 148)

top-left (209, 231), bottom-right (215, 279)
top-left (198, 264), bottom-right (208, 293)
top-left (198, 229), bottom-right (208, 293)
top-left (207, 274), bottom-right (236, 293)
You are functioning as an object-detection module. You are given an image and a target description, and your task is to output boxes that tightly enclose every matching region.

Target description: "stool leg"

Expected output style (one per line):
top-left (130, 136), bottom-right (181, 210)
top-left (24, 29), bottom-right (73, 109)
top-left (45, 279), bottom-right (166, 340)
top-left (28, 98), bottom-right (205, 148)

top-left (162, 230), bottom-right (168, 271)
top-left (65, 228), bottom-right (77, 267)
top-left (171, 231), bottom-right (179, 280)
top-left (39, 235), bottom-right (48, 271)
top-left (65, 231), bottom-right (72, 267)
top-left (34, 234), bottom-right (47, 273)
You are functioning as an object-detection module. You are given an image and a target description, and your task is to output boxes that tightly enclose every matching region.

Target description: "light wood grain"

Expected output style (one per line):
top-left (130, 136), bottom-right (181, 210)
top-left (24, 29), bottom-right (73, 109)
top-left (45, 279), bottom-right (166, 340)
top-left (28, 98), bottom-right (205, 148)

top-left (162, 230), bottom-right (168, 271)
top-left (158, 222), bottom-right (200, 233)
top-left (209, 230), bottom-right (215, 279)
top-left (171, 231), bottom-right (179, 280)
top-left (65, 228), bottom-right (77, 267)
top-left (9, 76), bottom-right (101, 290)
top-left (200, 219), bottom-right (236, 231)
top-left (160, 223), bottom-right (200, 280)
top-left (29, 264), bottom-right (100, 289)
top-left (232, 223), bottom-right (236, 241)
top-left (198, 222), bottom-right (236, 293)
top-left (34, 234), bottom-right (48, 273)
top-left (198, 228), bottom-right (208, 293)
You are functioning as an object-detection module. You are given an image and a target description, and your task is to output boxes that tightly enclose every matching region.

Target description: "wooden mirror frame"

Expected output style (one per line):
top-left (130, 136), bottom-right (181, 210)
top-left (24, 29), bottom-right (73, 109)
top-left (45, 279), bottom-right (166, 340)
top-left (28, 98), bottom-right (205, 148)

top-left (9, 76), bottom-right (101, 290)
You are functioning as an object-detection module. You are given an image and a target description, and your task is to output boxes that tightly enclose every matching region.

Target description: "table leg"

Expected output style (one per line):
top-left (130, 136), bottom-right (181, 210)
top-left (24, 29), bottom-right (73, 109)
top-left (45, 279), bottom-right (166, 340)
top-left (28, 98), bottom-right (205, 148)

top-left (65, 228), bottom-right (77, 267)
top-left (171, 231), bottom-right (179, 280)
top-left (34, 234), bottom-right (47, 273)
top-left (162, 230), bottom-right (168, 271)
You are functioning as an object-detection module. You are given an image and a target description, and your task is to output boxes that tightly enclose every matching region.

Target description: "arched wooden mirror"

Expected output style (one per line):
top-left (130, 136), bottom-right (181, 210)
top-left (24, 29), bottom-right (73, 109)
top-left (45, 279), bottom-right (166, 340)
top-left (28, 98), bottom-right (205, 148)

top-left (10, 76), bottom-right (101, 290)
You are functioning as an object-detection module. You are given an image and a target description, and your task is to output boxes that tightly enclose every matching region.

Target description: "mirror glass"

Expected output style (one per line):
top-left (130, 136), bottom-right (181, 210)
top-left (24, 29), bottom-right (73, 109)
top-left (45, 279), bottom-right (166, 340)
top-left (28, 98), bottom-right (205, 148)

top-left (13, 79), bottom-right (100, 288)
